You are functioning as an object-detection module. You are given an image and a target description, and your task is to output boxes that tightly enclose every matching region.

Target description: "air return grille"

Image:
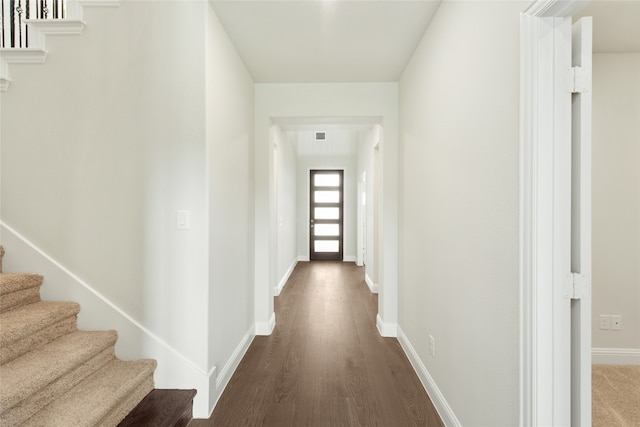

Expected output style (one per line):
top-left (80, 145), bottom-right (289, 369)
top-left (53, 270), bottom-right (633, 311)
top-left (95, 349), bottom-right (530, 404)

top-left (315, 131), bottom-right (326, 141)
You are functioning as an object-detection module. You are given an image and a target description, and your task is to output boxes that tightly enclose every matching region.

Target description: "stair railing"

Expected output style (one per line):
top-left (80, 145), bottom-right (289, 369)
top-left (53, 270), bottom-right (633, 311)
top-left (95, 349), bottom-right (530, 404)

top-left (1, 0), bottom-right (66, 48)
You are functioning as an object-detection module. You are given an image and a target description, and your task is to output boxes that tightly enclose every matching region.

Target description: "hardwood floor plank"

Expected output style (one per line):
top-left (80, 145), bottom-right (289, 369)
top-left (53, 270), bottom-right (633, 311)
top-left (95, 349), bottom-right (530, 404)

top-left (191, 262), bottom-right (444, 427)
top-left (330, 397), bottom-right (363, 427)
top-left (262, 403), bottom-right (295, 427)
top-left (290, 393), bottom-right (330, 427)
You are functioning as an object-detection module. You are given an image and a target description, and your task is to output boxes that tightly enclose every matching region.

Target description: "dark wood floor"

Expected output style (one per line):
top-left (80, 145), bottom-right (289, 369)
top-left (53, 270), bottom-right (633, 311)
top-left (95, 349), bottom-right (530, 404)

top-left (190, 262), bottom-right (444, 427)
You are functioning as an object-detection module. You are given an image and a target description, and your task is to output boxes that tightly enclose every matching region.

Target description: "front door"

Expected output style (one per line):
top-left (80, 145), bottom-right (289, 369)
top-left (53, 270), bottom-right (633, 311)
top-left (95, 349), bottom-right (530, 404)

top-left (309, 170), bottom-right (343, 261)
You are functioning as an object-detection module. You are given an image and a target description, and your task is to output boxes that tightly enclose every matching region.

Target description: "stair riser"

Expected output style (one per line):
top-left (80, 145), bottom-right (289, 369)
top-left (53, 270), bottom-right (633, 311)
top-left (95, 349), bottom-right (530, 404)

top-left (1, 316), bottom-right (77, 364)
top-left (1, 346), bottom-right (116, 425)
top-left (0, 287), bottom-right (41, 313)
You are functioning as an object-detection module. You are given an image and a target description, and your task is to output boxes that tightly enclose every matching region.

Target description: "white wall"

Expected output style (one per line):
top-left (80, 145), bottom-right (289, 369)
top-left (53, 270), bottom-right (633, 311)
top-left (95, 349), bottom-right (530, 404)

top-left (591, 53), bottom-right (640, 356)
top-left (357, 126), bottom-right (381, 285)
top-left (398, 2), bottom-right (525, 426)
top-left (2, 0), bottom-right (210, 362)
top-left (1, 0), bottom-right (208, 366)
top-left (254, 83), bottom-right (398, 336)
top-left (0, 1), bottom-right (256, 417)
top-left (296, 154), bottom-right (357, 261)
top-left (206, 2), bottom-right (256, 411)
top-left (273, 126), bottom-right (298, 291)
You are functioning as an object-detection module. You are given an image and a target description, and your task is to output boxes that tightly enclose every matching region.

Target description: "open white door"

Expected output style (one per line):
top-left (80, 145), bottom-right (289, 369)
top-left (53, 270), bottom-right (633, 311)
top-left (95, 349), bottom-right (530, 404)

top-left (570, 16), bottom-right (592, 427)
top-left (520, 4), bottom-right (592, 425)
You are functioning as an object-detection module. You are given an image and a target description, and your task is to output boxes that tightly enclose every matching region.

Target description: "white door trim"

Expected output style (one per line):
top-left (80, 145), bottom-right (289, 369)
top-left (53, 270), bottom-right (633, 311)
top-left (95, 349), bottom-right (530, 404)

top-left (570, 17), bottom-right (593, 427)
top-left (519, 1), bottom-right (587, 425)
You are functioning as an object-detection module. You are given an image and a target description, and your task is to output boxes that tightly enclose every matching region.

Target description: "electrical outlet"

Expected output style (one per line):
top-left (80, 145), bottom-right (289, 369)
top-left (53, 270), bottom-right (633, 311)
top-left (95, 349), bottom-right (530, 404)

top-left (611, 315), bottom-right (622, 330)
top-left (599, 315), bottom-right (611, 330)
top-left (429, 334), bottom-right (436, 357)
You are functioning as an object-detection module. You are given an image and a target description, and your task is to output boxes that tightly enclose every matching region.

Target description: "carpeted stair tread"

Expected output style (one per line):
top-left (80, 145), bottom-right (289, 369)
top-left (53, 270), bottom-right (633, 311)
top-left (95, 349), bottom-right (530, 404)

top-left (0, 273), bottom-right (43, 295)
top-left (0, 273), bottom-right (43, 313)
top-left (0, 246), bottom-right (160, 425)
top-left (0, 347), bottom-right (116, 426)
top-left (99, 375), bottom-right (155, 427)
top-left (0, 317), bottom-right (77, 365)
top-left (0, 301), bottom-right (80, 345)
top-left (24, 358), bottom-right (157, 427)
top-left (0, 330), bottom-right (118, 411)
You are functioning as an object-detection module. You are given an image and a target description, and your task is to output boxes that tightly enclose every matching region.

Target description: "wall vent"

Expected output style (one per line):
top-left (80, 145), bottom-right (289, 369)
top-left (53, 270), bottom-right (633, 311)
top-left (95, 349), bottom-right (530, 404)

top-left (315, 131), bottom-right (326, 141)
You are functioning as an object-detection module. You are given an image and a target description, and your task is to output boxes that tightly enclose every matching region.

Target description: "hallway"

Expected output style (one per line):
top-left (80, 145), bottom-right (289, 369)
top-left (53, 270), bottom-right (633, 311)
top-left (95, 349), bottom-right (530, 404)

top-left (191, 262), bottom-right (443, 427)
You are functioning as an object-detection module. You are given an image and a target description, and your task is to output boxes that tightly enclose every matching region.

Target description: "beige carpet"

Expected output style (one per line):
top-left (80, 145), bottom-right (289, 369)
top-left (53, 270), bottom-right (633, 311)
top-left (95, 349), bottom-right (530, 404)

top-left (0, 245), bottom-right (156, 426)
top-left (593, 364), bottom-right (640, 426)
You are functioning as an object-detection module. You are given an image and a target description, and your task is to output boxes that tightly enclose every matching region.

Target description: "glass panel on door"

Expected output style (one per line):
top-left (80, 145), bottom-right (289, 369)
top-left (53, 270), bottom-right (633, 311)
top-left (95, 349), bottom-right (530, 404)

top-left (314, 207), bottom-right (340, 220)
top-left (314, 224), bottom-right (340, 236)
top-left (314, 191), bottom-right (340, 203)
top-left (314, 240), bottom-right (340, 253)
top-left (314, 174), bottom-right (340, 187)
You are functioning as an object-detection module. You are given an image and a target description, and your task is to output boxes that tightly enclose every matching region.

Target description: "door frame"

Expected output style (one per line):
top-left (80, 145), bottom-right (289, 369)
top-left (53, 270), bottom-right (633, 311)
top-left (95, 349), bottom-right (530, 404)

top-left (357, 172), bottom-right (366, 267)
top-left (519, 1), bottom-right (591, 425)
top-left (309, 169), bottom-right (344, 261)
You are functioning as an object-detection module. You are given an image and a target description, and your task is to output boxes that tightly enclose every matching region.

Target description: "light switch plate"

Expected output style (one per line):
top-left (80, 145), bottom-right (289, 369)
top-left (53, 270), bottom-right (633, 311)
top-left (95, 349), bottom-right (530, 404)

top-left (177, 210), bottom-right (191, 230)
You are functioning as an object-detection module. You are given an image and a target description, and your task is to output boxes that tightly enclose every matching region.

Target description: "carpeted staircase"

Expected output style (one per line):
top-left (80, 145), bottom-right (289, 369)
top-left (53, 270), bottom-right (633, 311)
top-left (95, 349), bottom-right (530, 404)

top-left (0, 245), bottom-right (157, 426)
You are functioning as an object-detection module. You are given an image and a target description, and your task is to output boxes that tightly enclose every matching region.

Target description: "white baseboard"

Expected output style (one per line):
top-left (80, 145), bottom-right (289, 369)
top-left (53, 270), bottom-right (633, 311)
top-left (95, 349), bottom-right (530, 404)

top-left (592, 348), bottom-right (640, 365)
top-left (365, 273), bottom-right (378, 294)
top-left (211, 325), bottom-right (255, 413)
top-left (297, 255), bottom-right (309, 262)
top-left (0, 221), bottom-right (215, 418)
top-left (376, 313), bottom-right (397, 338)
top-left (255, 312), bottom-right (276, 336)
top-left (275, 258), bottom-right (298, 296)
top-left (397, 326), bottom-right (461, 427)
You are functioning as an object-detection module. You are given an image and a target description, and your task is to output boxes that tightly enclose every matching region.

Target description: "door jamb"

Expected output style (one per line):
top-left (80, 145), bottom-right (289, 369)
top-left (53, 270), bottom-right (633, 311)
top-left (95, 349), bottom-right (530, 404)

top-left (519, 1), bottom-right (587, 425)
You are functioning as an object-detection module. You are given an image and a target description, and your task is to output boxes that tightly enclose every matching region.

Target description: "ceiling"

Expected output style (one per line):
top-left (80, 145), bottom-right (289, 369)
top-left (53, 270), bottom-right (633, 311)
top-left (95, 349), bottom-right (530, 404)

top-left (209, 0), bottom-right (442, 83)
top-left (210, 0), bottom-right (639, 153)
top-left (210, 0), bottom-right (639, 85)
top-left (210, 0), bottom-right (640, 83)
